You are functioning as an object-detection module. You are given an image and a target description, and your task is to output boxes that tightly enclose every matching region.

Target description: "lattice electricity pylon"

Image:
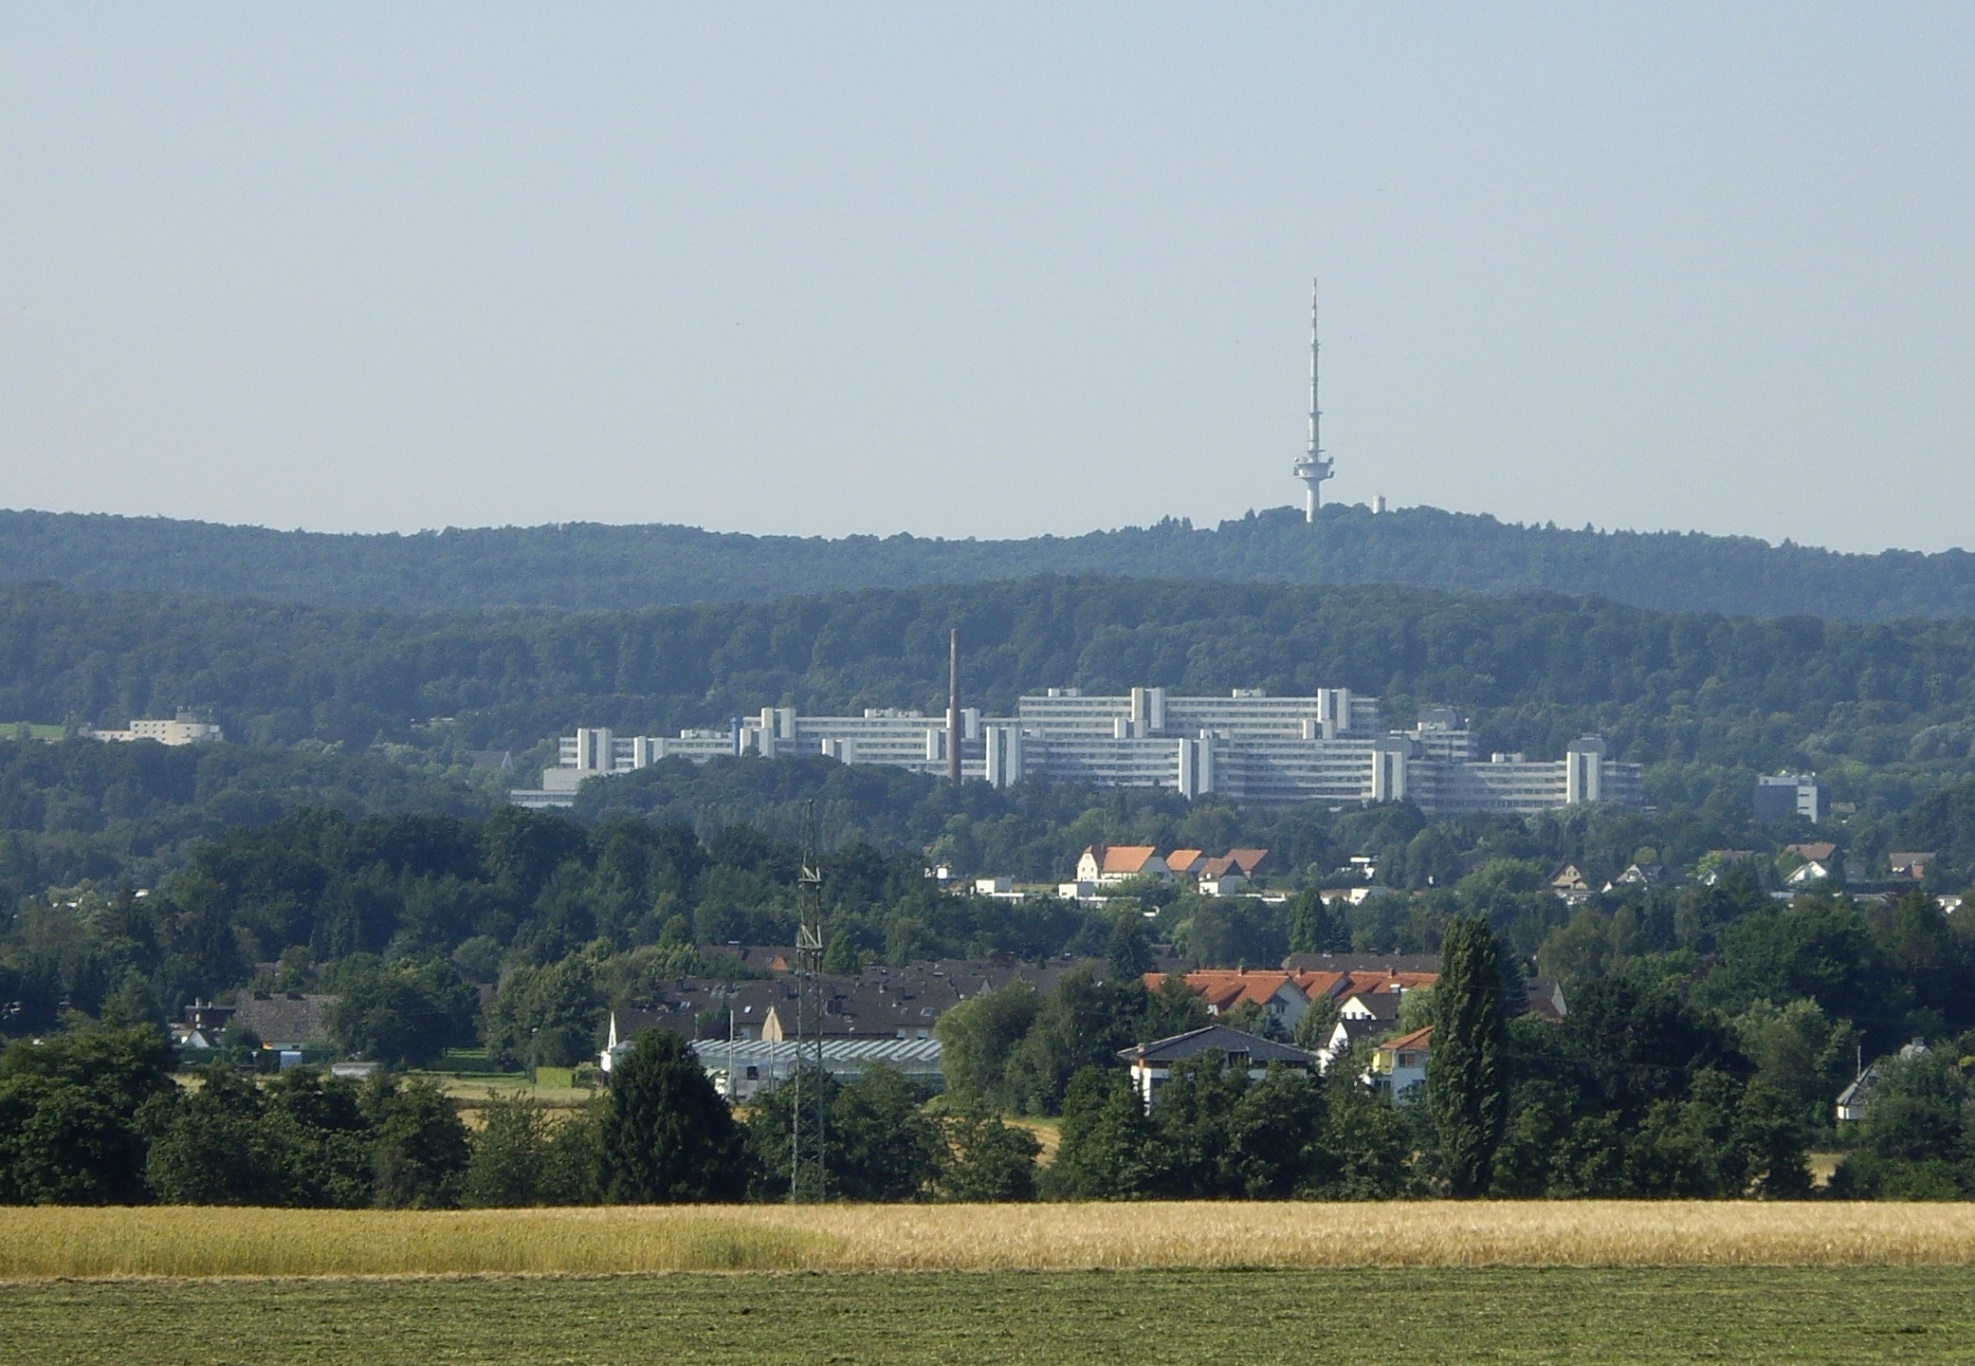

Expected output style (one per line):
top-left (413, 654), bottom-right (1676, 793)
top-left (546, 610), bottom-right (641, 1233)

top-left (789, 801), bottom-right (828, 1202)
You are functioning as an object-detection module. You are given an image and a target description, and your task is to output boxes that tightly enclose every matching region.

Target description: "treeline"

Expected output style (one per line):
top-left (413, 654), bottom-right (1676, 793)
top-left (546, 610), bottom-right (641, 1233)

top-left (12, 788), bottom-right (1975, 1053)
top-left (0, 805), bottom-right (1102, 1037)
top-left (12, 724), bottom-right (1975, 954)
top-left (941, 881), bottom-right (1975, 1149)
top-left (0, 734), bottom-right (497, 907)
top-left (18, 937), bottom-right (1974, 1206)
top-left (13, 575), bottom-right (1975, 813)
top-left (7, 504), bottom-right (1975, 620)
top-left (0, 1023), bottom-right (1037, 1206)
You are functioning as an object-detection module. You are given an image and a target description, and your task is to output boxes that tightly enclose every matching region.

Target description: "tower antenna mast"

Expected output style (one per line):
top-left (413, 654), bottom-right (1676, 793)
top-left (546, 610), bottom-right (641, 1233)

top-left (1291, 281), bottom-right (1333, 521)
top-left (790, 800), bottom-right (826, 1201)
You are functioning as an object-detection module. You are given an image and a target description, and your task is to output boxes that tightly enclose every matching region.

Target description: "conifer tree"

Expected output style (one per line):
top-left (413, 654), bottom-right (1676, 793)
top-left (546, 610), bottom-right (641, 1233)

top-left (599, 1029), bottom-right (748, 1203)
top-left (1426, 915), bottom-right (1509, 1197)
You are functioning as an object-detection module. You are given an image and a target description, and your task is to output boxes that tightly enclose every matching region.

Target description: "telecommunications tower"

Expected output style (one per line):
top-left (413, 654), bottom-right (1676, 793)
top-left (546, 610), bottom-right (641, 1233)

top-left (789, 801), bottom-right (826, 1201)
top-left (1291, 282), bottom-right (1333, 521)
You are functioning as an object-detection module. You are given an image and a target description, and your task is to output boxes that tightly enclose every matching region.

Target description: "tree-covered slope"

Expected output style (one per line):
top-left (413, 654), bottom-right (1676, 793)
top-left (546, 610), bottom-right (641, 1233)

top-left (5, 504), bottom-right (1974, 620)
top-left (8, 575), bottom-right (1975, 811)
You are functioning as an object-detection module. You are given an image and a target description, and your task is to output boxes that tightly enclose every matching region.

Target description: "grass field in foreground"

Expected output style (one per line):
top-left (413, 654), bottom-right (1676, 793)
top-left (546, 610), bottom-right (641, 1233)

top-left (8, 1202), bottom-right (1975, 1278)
top-left (6, 1268), bottom-right (1974, 1365)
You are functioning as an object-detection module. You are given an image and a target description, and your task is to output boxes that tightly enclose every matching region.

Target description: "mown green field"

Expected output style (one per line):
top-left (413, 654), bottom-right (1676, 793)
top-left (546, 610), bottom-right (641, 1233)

top-left (6, 1267), bottom-right (1973, 1365)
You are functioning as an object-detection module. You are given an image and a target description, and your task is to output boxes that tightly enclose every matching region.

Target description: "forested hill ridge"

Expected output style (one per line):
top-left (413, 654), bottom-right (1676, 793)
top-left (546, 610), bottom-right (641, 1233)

top-left (4, 504), bottom-right (1974, 620)
top-left (11, 574), bottom-right (1975, 814)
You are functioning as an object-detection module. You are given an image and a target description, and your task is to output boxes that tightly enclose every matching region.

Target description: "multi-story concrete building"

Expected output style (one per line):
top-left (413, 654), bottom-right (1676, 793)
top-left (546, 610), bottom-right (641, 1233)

top-left (1754, 773), bottom-right (1824, 825)
top-left (516, 685), bottom-right (1642, 816)
top-left (85, 711), bottom-right (225, 746)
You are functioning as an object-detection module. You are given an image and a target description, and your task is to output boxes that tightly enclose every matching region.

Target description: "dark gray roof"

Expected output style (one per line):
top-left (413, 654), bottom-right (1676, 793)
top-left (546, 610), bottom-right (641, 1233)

top-left (230, 993), bottom-right (337, 1046)
top-left (616, 957), bottom-right (1098, 1041)
top-left (1118, 1024), bottom-right (1318, 1067)
top-left (1332, 1017), bottom-right (1390, 1049)
top-left (1339, 991), bottom-right (1402, 1021)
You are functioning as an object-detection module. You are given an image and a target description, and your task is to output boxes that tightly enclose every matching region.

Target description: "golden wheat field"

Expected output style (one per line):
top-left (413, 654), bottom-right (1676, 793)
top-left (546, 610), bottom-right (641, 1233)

top-left (5, 1201), bottom-right (1975, 1279)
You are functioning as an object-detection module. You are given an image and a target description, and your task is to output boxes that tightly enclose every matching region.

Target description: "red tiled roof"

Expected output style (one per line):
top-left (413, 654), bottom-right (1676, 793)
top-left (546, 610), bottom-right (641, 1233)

top-left (1144, 969), bottom-right (1300, 1012)
top-left (1101, 846), bottom-right (1160, 875)
top-left (1380, 1025), bottom-right (1434, 1052)
top-left (1339, 970), bottom-right (1439, 996)
top-left (1226, 848), bottom-right (1270, 875)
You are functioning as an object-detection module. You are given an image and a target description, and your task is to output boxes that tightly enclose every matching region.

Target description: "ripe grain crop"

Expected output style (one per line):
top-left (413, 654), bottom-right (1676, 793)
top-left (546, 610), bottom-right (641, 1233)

top-left (6, 1201), bottom-right (1975, 1280)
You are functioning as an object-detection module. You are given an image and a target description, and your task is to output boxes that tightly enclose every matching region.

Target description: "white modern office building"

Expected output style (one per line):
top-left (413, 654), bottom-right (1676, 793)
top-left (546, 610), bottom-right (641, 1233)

top-left (514, 685), bottom-right (1642, 817)
top-left (84, 711), bottom-right (225, 746)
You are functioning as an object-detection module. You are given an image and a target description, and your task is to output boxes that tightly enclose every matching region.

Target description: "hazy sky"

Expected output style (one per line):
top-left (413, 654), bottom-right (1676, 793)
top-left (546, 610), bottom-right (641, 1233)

top-left (3, 6), bottom-right (1970, 552)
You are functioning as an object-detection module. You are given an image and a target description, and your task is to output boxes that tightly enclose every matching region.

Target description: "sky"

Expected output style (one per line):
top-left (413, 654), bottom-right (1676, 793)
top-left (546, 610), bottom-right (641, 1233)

top-left (2, 5), bottom-right (1971, 553)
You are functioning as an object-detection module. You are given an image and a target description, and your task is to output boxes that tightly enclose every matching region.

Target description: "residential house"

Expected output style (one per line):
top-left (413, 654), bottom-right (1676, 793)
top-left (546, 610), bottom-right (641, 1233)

top-left (1368, 1025), bottom-right (1433, 1098)
top-left (1313, 990), bottom-right (1402, 1073)
top-left (1314, 1014), bottom-right (1391, 1074)
top-left (1550, 864), bottom-right (1593, 899)
top-left (1077, 845), bottom-right (1173, 885)
top-left (698, 944), bottom-right (800, 974)
top-left (1196, 855), bottom-right (1249, 897)
top-left (1525, 978), bottom-right (1569, 1022)
top-left (1225, 848), bottom-right (1272, 878)
top-left (1164, 849), bottom-right (1205, 877)
top-left (1888, 852), bottom-right (1937, 882)
top-left (1836, 1038), bottom-right (1930, 1124)
top-left (1117, 1024), bottom-right (1318, 1109)
top-left (1319, 969), bottom-right (1440, 1003)
top-left (1144, 969), bottom-right (1313, 1032)
top-left (1605, 862), bottom-right (1674, 892)
top-left (1834, 1065), bottom-right (1879, 1125)
top-left (1697, 851), bottom-right (1755, 887)
top-left (229, 992), bottom-right (337, 1049)
top-left (602, 957), bottom-right (1093, 1073)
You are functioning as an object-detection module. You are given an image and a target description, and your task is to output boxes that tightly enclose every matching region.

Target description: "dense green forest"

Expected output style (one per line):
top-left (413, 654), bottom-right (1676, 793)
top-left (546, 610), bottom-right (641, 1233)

top-left (14, 776), bottom-right (1975, 1042)
top-left (6, 504), bottom-right (1975, 620)
top-left (10, 575), bottom-right (1975, 814)
top-left (0, 736), bottom-right (499, 906)
top-left (10, 743), bottom-right (1975, 1203)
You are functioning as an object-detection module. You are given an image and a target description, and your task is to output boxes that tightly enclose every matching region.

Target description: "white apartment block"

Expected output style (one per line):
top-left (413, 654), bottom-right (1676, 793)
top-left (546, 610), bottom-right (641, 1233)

top-left (513, 685), bottom-right (1642, 817)
top-left (86, 711), bottom-right (225, 746)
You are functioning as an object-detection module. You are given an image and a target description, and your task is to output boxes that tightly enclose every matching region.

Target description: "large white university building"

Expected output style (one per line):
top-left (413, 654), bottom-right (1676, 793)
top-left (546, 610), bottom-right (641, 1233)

top-left (513, 685), bottom-right (1642, 818)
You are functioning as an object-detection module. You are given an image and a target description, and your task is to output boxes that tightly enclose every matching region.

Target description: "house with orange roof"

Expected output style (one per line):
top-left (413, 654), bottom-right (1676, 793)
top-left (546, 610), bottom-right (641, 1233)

top-left (1334, 969), bottom-right (1438, 1001)
top-left (1076, 845), bottom-right (1173, 885)
top-left (1164, 849), bottom-right (1205, 877)
top-left (1143, 968), bottom-right (1315, 1031)
top-left (1196, 855), bottom-right (1250, 896)
top-left (1369, 1025), bottom-right (1433, 1098)
top-left (1225, 848), bottom-right (1271, 877)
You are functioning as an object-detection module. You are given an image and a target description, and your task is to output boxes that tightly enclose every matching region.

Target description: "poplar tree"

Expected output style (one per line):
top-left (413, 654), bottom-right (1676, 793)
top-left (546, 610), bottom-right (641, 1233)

top-left (1426, 915), bottom-right (1509, 1197)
